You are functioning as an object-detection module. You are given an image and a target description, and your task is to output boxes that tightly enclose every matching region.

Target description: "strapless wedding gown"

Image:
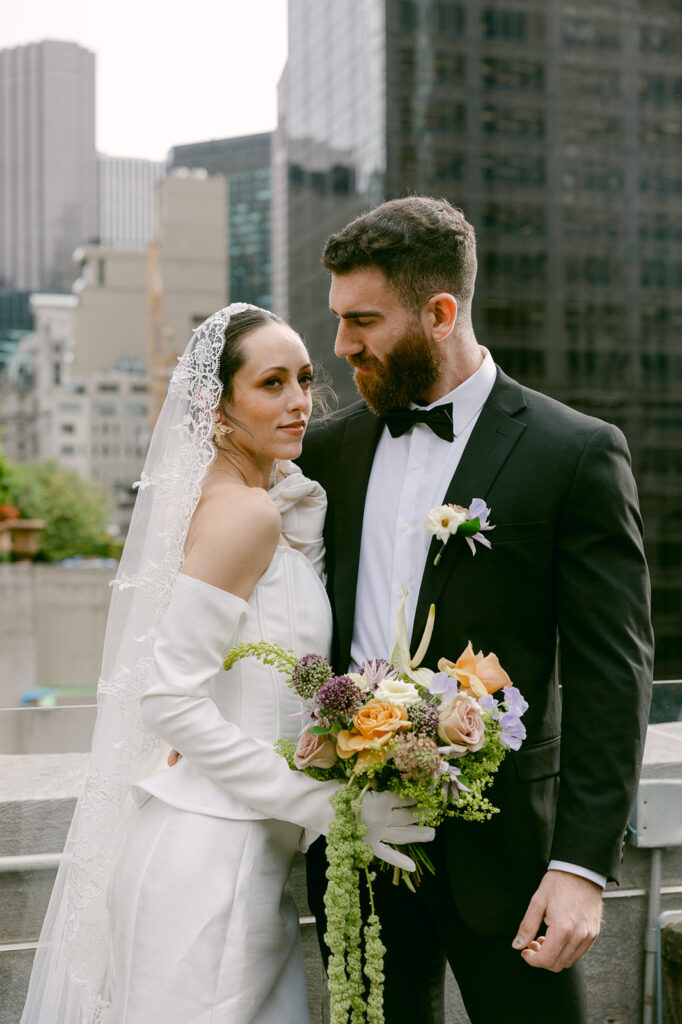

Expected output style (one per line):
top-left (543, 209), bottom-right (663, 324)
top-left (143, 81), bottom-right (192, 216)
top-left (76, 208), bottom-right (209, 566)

top-left (108, 464), bottom-right (332, 1024)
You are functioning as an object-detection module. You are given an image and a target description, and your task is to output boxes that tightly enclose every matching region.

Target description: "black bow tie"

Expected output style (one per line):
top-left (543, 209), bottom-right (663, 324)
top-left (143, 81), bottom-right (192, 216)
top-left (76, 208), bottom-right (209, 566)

top-left (385, 404), bottom-right (454, 442)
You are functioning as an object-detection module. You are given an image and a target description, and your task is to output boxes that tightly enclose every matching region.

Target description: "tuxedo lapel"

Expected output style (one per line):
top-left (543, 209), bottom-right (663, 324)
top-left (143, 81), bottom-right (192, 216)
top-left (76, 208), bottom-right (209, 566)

top-left (332, 406), bottom-right (384, 669)
top-left (411, 370), bottom-right (528, 648)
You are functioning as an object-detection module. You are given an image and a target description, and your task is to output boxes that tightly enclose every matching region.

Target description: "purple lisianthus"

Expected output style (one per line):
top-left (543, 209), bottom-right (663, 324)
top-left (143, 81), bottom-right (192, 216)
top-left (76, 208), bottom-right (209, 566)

top-left (428, 671), bottom-right (458, 701)
top-left (360, 658), bottom-right (397, 690)
top-left (439, 760), bottom-right (470, 802)
top-left (291, 653), bottom-right (333, 700)
top-left (503, 686), bottom-right (529, 718)
top-left (478, 692), bottom-right (500, 718)
top-left (499, 712), bottom-right (527, 751)
top-left (316, 675), bottom-right (365, 721)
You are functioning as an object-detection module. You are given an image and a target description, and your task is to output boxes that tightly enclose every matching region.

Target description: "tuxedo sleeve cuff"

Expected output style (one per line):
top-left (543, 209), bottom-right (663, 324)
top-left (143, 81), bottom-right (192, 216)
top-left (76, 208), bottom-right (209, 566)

top-left (548, 860), bottom-right (607, 889)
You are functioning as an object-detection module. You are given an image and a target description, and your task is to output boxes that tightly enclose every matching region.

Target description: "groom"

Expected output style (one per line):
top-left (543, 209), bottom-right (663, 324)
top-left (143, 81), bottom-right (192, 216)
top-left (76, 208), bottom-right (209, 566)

top-left (299, 196), bottom-right (653, 1023)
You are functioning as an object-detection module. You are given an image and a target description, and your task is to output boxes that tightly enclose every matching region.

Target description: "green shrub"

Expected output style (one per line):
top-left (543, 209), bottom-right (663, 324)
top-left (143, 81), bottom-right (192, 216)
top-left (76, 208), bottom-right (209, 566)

top-left (4, 460), bottom-right (113, 561)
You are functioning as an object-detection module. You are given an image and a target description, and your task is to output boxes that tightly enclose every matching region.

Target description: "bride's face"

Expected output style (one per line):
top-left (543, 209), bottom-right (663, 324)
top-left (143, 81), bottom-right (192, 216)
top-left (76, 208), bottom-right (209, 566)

top-left (223, 322), bottom-right (314, 463)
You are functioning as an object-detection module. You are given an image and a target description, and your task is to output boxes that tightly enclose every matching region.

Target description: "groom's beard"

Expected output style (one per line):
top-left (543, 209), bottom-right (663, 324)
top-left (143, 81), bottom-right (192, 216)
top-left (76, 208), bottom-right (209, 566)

top-left (349, 323), bottom-right (440, 415)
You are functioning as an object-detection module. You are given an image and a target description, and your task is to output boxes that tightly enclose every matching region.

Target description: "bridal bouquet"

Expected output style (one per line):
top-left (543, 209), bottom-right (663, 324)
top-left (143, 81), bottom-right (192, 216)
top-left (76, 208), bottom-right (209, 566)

top-left (224, 588), bottom-right (527, 1024)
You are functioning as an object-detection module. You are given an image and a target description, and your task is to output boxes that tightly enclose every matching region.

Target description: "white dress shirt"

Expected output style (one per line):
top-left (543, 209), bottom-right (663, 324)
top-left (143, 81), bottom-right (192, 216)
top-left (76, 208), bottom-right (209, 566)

top-left (349, 348), bottom-right (606, 890)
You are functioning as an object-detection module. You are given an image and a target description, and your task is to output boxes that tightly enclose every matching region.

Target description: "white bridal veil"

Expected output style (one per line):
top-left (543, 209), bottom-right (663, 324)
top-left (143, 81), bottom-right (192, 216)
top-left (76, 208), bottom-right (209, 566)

top-left (21, 303), bottom-right (260, 1024)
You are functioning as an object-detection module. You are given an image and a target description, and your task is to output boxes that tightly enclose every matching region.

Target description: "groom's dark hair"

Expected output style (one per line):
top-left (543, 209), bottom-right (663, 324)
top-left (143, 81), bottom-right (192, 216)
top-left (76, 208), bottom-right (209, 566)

top-left (321, 196), bottom-right (477, 315)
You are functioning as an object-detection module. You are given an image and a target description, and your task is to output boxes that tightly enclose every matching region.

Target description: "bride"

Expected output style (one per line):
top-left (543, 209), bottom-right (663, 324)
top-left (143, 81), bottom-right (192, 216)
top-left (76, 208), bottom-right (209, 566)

top-left (20, 304), bottom-right (430, 1024)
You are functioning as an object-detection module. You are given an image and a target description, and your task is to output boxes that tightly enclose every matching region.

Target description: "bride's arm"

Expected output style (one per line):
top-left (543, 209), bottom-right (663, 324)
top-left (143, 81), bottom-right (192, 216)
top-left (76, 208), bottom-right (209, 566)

top-left (140, 493), bottom-right (428, 863)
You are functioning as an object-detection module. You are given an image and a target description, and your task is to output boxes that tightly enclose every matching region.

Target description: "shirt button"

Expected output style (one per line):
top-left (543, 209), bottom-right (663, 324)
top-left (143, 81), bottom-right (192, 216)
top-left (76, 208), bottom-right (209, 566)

top-left (395, 587), bottom-right (403, 598)
top-left (400, 522), bottom-right (409, 532)
top-left (411, 461), bottom-right (421, 470)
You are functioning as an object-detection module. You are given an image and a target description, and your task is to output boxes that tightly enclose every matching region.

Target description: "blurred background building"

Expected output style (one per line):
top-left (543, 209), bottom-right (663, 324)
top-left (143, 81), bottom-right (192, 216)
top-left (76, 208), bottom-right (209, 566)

top-left (98, 155), bottom-right (165, 249)
top-left (274, 0), bottom-right (682, 680)
top-left (0, 40), bottom-right (98, 293)
top-left (0, 173), bottom-right (227, 531)
top-left (168, 133), bottom-right (273, 310)
top-left (0, 1), bottom-right (680, 676)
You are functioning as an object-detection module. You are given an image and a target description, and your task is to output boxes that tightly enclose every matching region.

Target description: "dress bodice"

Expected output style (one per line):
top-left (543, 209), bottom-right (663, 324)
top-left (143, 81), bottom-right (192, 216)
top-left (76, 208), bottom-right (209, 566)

top-left (136, 462), bottom-right (332, 821)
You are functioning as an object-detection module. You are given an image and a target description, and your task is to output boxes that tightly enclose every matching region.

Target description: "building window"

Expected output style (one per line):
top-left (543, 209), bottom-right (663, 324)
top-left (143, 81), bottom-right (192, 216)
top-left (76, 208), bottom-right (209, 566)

top-left (482, 9), bottom-right (544, 42)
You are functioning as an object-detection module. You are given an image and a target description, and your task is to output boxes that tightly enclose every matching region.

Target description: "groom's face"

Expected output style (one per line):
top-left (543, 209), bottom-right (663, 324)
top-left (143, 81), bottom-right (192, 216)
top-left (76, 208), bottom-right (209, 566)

top-left (329, 267), bottom-right (440, 414)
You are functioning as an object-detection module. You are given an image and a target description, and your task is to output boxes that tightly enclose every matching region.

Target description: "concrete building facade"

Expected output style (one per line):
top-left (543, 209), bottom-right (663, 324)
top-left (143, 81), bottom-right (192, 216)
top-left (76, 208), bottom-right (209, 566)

top-left (98, 155), bottom-right (165, 250)
top-left (167, 133), bottom-right (272, 310)
top-left (0, 40), bottom-right (98, 292)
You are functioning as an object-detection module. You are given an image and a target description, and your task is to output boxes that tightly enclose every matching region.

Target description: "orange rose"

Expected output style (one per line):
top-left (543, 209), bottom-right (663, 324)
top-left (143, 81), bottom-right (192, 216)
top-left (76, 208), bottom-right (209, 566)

top-left (438, 642), bottom-right (512, 698)
top-left (336, 700), bottom-right (412, 760)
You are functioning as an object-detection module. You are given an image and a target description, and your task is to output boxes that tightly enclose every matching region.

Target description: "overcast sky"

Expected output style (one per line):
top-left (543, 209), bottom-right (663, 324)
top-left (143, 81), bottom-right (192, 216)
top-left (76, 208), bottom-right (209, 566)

top-left (1, 0), bottom-right (288, 161)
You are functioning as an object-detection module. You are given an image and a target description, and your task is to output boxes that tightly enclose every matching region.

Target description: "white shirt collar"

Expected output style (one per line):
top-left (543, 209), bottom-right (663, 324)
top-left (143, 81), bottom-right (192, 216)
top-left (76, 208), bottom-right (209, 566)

top-left (411, 348), bottom-right (496, 437)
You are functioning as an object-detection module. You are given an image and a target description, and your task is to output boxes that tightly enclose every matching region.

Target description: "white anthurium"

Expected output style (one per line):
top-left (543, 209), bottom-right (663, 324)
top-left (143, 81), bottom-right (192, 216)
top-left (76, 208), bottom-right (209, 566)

top-left (390, 585), bottom-right (437, 687)
top-left (346, 670), bottom-right (370, 692)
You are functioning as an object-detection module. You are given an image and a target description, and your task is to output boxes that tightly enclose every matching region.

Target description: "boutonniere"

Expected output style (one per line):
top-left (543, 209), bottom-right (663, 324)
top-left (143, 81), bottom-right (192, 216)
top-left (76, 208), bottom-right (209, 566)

top-left (425, 498), bottom-right (494, 565)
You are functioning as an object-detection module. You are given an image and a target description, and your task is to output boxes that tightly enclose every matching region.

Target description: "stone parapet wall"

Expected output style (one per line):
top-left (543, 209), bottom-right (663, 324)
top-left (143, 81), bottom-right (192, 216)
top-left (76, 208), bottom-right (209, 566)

top-left (0, 563), bottom-right (113, 710)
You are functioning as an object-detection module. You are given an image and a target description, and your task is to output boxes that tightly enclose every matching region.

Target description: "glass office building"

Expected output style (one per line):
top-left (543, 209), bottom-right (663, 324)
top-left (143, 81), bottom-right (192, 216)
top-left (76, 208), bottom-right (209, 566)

top-left (277, 0), bottom-right (682, 678)
top-left (168, 133), bottom-right (273, 309)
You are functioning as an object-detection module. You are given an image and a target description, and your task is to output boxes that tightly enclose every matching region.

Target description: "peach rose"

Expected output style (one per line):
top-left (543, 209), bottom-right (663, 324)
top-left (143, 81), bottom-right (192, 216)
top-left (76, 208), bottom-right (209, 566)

top-left (438, 641), bottom-right (512, 698)
top-left (336, 699), bottom-right (412, 760)
top-left (293, 729), bottom-right (339, 770)
top-left (437, 694), bottom-right (486, 755)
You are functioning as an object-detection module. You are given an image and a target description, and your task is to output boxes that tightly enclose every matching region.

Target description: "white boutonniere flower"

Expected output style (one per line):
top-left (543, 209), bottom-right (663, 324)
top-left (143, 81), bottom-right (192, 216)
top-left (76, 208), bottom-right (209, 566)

top-left (425, 498), bottom-right (494, 565)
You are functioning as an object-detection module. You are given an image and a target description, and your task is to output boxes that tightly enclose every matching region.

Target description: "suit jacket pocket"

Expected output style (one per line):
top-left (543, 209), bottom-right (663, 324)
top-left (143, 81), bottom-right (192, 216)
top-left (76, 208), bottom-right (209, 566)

top-left (512, 735), bottom-right (560, 782)
top-left (489, 521), bottom-right (551, 545)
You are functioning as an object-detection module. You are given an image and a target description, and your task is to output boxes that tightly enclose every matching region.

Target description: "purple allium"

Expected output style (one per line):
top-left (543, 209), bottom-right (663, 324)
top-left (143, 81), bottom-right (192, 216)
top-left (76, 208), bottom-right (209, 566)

top-left (391, 733), bottom-right (442, 783)
top-left (291, 653), bottom-right (333, 700)
top-left (407, 699), bottom-right (440, 739)
top-left (360, 658), bottom-right (398, 690)
top-left (317, 675), bottom-right (365, 721)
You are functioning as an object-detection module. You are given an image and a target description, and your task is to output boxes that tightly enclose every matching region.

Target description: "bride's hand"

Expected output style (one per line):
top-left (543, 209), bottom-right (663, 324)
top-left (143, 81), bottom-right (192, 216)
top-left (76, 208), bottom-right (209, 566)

top-left (168, 749), bottom-right (182, 766)
top-left (361, 791), bottom-right (435, 873)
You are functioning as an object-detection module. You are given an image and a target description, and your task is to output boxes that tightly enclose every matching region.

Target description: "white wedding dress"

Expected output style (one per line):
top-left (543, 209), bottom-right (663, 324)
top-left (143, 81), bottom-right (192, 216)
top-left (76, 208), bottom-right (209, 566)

top-left (107, 463), bottom-right (332, 1024)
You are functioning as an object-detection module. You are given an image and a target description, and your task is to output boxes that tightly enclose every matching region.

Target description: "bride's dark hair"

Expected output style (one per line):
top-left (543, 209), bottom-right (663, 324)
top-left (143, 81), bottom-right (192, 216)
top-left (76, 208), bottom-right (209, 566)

top-left (218, 308), bottom-right (285, 400)
top-left (217, 308), bottom-right (334, 426)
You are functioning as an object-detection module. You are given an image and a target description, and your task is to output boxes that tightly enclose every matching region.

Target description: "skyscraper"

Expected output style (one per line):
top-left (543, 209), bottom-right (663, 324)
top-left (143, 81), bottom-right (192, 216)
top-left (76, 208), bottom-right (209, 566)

top-left (0, 40), bottom-right (98, 292)
top-left (98, 155), bottom-right (165, 250)
top-left (277, 0), bottom-right (682, 679)
top-left (167, 133), bottom-right (273, 310)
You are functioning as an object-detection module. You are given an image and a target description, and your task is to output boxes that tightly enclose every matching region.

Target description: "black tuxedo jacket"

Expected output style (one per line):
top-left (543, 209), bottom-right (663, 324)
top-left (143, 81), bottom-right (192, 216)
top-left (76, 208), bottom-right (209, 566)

top-left (299, 367), bottom-right (653, 934)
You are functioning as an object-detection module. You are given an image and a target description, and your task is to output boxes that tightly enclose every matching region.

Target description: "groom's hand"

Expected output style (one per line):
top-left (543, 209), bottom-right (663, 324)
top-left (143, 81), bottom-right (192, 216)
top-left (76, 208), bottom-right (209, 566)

top-left (512, 870), bottom-right (603, 972)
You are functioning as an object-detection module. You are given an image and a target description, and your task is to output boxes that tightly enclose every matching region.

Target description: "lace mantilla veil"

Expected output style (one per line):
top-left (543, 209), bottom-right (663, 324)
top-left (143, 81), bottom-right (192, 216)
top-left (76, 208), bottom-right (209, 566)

top-left (21, 303), bottom-right (262, 1024)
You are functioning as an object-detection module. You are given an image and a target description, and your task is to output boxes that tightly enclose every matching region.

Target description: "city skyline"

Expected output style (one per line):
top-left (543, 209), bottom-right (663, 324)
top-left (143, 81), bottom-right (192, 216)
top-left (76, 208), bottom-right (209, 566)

top-left (0, 0), bottom-right (287, 161)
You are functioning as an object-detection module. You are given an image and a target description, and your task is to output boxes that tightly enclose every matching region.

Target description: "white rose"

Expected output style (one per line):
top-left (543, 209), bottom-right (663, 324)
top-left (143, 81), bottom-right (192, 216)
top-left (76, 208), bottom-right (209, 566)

top-left (374, 676), bottom-right (421, 707)
top-left (424, 505), bottom-right (468, 543)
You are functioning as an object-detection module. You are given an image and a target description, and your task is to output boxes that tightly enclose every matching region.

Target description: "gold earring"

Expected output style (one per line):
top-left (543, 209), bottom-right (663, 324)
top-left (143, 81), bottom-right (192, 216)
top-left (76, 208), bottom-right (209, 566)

top-left (213, 423), bottom-right (234, 443)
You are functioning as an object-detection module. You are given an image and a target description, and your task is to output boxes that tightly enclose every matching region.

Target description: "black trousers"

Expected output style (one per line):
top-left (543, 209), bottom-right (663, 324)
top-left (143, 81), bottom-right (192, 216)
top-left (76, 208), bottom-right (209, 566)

top-left (306, 833), bottom-right (589, 1024)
